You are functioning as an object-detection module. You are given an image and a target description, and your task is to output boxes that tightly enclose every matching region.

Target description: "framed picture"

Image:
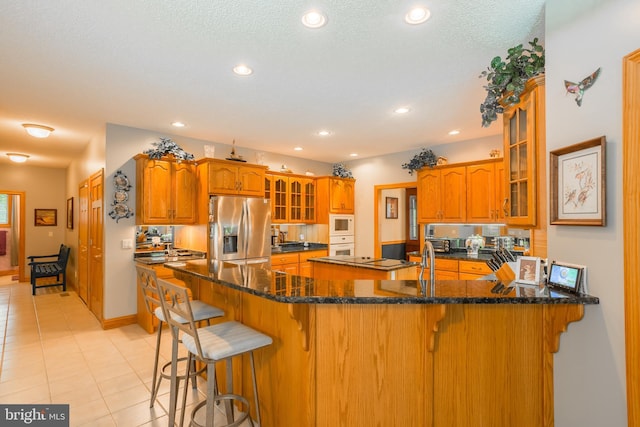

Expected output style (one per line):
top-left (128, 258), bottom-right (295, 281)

top-left (515, 256), bottom-right (541, 285)
top-left (550, 136), bottom-right (606, 226)
top-left (385, 197), bottom-right (398, 219)
top-left (66, 197), bottom-right (74, 230)
top-left (34, 208), bottom-right (57, 227)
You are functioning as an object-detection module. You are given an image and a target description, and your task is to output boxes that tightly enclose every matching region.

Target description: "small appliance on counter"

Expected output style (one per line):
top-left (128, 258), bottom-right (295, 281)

top-left (425, 238), bottom-right (451, 253)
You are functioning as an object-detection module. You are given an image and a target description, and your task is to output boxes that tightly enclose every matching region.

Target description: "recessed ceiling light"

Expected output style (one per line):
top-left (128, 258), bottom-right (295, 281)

top-left (394, 107), bottom-right (411, 114)
top-left (448, 129), bottom-right (460, 135)
top-left (302, 10), bottom-right (327, 28)
top-left (233, 64), bottom-right (253, 76)
top-left (294, 147), bottom-right (303, 151)
top-left (171, 121), bottom-right (185, 128)
top-left (22, 123), bottom-right (54, 138)
top-left (317, 130), bottom-right (332, 137)
top-left (349, 153), bottom-right (358, 157)
top-left (405, 7), bottom-right (431, 25)
top-left (7, 153), bottom-right (29, 163)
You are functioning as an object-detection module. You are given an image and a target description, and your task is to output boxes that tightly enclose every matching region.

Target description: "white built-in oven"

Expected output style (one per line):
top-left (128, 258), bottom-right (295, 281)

top-left (329, 214), bottom-right (355, 236)
top-left (329, 235), bottom-right (355, 256)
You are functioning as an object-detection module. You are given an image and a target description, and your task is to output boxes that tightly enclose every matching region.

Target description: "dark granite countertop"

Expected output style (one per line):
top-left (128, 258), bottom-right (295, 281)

top-left (270, 243), bottom-right (328, 254)
top-left (164, 258), bottom-right (599, 306)
top-left (407, 249), bottom-right (523, 262)
top-left (310, 255), bottom-right (417, 271)
top-left (135, 254), bottom-right (206, 265)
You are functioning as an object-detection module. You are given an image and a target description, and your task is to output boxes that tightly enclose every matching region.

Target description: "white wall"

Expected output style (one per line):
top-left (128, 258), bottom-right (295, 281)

top-left (103, 123), bottom-right (332, 319)
top-left (546, 0), bottom-right (639, 425)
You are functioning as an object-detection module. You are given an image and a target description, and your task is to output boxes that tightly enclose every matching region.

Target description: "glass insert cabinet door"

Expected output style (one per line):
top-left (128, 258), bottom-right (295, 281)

top-left (503, 86), bottom-right (538, 227)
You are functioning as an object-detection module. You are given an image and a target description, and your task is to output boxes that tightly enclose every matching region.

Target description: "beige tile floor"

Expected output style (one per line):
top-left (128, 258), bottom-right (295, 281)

top-left (0, 275), bottom-right (252, 427)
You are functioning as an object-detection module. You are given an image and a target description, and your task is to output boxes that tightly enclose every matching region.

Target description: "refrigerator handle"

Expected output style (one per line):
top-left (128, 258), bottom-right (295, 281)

top-left (243, 200), bottom-right (249, 256)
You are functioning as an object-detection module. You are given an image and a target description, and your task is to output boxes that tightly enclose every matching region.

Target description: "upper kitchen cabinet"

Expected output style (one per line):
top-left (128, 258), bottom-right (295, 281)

top-left (466, 159), bottom-right (505, 223)
top-left (266, 172), bottom-right (316, 223)
top-left (316, 177), bottom-right (355, 222)
top-left (134, 154), bottom-right (197, 225)
top-left (417, 165), bottom-right (466, 223)
top-left (199, 159), bottom-right (266, 197)
top-left (502, 76), bottom-right (545, 227)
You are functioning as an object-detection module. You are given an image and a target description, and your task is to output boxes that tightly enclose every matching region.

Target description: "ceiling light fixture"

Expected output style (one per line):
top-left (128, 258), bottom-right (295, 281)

top-left (294, 147), bottom-right (303, 151)
top-left (233, 64), bottom-right (253, 76)
top-left (7, 153), bottom-right (30, 163)
top-left (22, 123), bottom-right (54, 138)
top-left (349, 153), bottom-right (358, 157)
top-left (405, 7), bottom-right (431, 25)
top-left (302, 10), bottom-right (327, 28)
top-left (448, 129), bottom-right (460, 135)
top-left (171, 121), bottom-right (185, 128)
top-left (394, 107), bottom-right (411, 114)
top-left (317, 130), bottom-right (332, 136)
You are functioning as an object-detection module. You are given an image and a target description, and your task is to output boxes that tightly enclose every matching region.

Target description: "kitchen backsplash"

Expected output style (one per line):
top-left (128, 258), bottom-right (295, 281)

top-left (425, 224), bottom-right (530, 248)
top-left (274, 223), bottom-right (329, 244)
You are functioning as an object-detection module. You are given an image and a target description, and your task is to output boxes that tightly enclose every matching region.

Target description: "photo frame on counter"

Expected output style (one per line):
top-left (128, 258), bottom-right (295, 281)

top-left (385, 197), bottom-right (398, 219)
top-left (515, 256), bottom-right (541, 285)
top-left (66, 197), bottom-right (74, 230)
top-left (550, 136), bottom-right (606, 226)
top-left (34, 208), bottom-right (57, 226)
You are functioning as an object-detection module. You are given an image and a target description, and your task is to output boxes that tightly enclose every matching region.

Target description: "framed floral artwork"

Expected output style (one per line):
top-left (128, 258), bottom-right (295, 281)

top-left (550, 136), bottom-right (606, 226)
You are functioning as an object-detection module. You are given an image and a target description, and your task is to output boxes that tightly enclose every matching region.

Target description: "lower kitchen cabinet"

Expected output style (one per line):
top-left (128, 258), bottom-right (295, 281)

top-left (458, 260), bottom-right (492, 280)
top-left (271, 250), bottom-right (327, 278)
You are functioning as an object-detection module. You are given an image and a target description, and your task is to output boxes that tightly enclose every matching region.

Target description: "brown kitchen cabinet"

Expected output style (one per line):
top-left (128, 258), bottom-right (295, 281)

top-left (266, 172), bottom-right (316, 223)
top-left (458, 259), bottom-right (492, 280)
top-left (466, 159), bottom-right (505, 223)
top-left (502, 75), bottom-right (544, 227)
top-left (135, 154), bottom-right (197, 224)
top-left (409, 256), bottom-right (460, 280)
top-left (316, 177), bottom-right (355, 223)
top-left (271, 250), bottom-right (327, 277)
top-left (200, 159), bottom-right (267, 197)
top-left (417, 166), bottom-right (466, 223)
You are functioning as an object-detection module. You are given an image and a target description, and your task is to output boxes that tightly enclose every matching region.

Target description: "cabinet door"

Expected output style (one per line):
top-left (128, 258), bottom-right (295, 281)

top-left (208, 163), bottom-right (239, 194)
top-left (435, 269), bottom-right (459, 280)
top-left (503, 87), bottom-right (537, 226)
top-left (289, 177), bottom-right (303, 221)
top-left (172, 162), bottom-right (196, 224)
top-left (330, 178), bottom-right (355, 214)
top-left (417, 168), bottom-right (441, 223)
top-left (303, 179), bottom-right (316, 222)
top-left (272, 176), bottom-right (288, 223)
top-left (140, 158), bottom-right (172, 223)
top-left (494, 161), bottom-right (506, 222)
top-left (466, 163), bottom-right (496, 223)
top-left (440, 166), bottom-right (466, 222)
top-left (237, 165), bottom-right (265, 196)
top-left (299, 262), bottom-right (313, 278)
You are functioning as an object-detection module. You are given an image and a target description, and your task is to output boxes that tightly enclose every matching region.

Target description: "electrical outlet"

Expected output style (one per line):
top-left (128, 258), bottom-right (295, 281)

top-left (48, 232), bottom-right (53, 237)
top-left (122, 239), bottom-right (133, 249)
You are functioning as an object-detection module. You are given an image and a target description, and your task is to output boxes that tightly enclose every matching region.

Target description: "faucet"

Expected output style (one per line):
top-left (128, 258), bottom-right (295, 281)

top-left (419, 239), bottom-right (435, 284)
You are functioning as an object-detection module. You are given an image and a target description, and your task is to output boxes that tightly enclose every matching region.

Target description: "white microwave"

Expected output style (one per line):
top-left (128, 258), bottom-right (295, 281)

top-left (329, 214), bottom-right (354, 236)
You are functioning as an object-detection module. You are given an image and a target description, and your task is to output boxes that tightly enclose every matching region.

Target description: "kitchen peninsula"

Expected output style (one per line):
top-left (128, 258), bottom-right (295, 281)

top-left (166, 259), bottom-right (598, 427)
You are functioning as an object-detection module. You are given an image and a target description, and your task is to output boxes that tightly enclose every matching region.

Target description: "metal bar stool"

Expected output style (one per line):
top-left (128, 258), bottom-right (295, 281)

top-left (157, 278), bottom-right (273, 427)
top-left (135, 265), bottom-right (225, 416)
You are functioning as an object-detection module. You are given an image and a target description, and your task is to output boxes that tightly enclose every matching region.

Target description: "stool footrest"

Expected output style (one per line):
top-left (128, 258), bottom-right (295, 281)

top-left (191, 394), bottom-right (252, 427)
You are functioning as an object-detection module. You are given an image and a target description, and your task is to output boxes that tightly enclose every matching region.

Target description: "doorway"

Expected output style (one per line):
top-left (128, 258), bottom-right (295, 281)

top-left (0, 191), bottom-right (26, 282)
top-left (373, 182), bottom-right (417, 259)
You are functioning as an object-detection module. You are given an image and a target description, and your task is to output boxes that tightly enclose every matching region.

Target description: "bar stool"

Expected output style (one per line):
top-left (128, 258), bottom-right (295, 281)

top-left (157, 278), bottom-right (273, 427)
top-left (135, 265), bottom-right (225, 412)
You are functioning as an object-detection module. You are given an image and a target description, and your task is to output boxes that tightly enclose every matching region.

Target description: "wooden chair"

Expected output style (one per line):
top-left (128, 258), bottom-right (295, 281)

top-left (28, 244), bottom-right (71, 295)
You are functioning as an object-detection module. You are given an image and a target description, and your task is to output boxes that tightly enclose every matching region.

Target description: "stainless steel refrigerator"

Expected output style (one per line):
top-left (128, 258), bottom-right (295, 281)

top-left (208, 196), bottom-right (271, 264)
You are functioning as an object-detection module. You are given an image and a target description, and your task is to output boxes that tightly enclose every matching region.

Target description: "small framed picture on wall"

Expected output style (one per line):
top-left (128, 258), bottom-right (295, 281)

top-left (385, 197), bottom-right (398, 219)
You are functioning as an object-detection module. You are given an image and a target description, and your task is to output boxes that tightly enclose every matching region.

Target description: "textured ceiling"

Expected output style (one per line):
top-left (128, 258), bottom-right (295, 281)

top-left (0, 1), bottom-right (544, 168)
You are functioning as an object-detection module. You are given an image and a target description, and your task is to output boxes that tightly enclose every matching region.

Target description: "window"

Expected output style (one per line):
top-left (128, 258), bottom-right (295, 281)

top-left (0, 193), bottom-right (10, 226)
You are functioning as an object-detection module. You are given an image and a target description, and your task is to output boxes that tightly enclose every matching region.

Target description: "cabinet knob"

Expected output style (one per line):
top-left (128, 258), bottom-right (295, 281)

top-left (502, 198), bottom-right (509, 216)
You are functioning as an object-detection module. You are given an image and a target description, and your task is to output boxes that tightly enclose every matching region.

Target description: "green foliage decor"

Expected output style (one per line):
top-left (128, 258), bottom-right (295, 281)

top-left (402, 148), bottom-right (436, 175)
top-left (479, 38), bottom-right (545, 127)
top-left (144, 137), bottom-right (194, 162)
